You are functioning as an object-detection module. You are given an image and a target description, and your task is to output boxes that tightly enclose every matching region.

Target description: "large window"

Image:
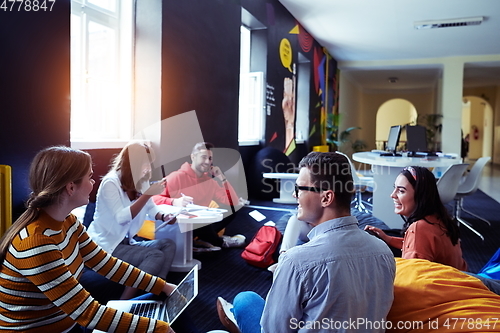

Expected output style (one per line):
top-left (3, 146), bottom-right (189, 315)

top-left (70, 0), bottom-right (133, 148)
top-left (239, 26), bottom-right (265, 145)
top-left (238, 11), bottom-right (267, 146)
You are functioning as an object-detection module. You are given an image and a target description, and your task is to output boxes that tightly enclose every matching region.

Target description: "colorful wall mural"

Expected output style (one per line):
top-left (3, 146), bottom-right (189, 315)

top-left (251, 1), bottom-right (338, 156)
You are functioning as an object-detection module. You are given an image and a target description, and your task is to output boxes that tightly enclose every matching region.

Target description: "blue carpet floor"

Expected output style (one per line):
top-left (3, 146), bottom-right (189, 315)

top-left (81, 189), bottom-right (500, 332)
top-left (169, 202), bottom-right (389, 332)
top-left (173, 190), bottom-right (500, 332)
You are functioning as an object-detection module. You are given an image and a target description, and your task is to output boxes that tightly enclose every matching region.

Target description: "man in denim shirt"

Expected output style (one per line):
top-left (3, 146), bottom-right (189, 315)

top-left (218, 152), bottom-right (396, 333)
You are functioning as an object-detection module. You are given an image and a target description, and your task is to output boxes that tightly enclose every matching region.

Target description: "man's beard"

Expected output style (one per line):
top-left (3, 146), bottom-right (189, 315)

top-left (196, 163), bottom-right (210, 174)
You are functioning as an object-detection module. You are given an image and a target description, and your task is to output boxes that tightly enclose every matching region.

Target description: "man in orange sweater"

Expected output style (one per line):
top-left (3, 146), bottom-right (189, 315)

top-left (153, 142), bottom-right (245, 251)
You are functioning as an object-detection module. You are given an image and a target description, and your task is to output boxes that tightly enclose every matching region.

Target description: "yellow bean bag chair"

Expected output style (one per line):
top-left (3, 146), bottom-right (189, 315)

top-left (387, 258), bottom-right (500, 333)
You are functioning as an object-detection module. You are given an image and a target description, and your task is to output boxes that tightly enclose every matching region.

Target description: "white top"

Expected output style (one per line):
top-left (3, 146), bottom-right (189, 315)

top-left (87, 171), bottom-right (160, 254)
top-left (155, 204), bottom-right (225, 233)
top-left (352, 152), bottom-right (460, 168)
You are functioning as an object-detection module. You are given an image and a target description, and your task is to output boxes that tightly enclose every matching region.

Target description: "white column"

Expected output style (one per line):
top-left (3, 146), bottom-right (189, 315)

top-left (440, 59), bottom-right (464, 155)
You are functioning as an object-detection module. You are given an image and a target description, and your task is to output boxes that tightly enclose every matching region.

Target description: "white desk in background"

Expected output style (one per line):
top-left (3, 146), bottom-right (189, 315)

top-left (155, 206), bottom-right (225, 272)
top-left (262, 172), bottom-right (299, 204)
top-left (352, 152), bottom-right (461, 229)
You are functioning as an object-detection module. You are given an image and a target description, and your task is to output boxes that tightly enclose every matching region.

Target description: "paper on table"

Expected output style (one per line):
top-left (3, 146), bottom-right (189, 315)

top-left (186, 204), bottom-right (226, 214)
top-left (249, 210), bottom-right (266, 222)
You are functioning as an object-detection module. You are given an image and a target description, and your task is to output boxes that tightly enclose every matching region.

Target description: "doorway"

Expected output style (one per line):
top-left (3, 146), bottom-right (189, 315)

top-left (462, 96), bottom-right (493, 160)
top-left (375, 98), bottom-right (417, 150)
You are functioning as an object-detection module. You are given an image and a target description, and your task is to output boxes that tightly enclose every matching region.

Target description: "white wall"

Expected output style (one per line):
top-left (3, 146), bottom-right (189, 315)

top-left (338, 72), bottom-right (363, 153)
top-left (464, 96), bottom-right (494, 160)
top-left (461, 100), bottom-right (471, 137)
top-left (376, 98), bottom-right (417, 143)
top-left (463, 85), bottom-right (499, 163)
top-left (338, 54), bottom-right (500, 157)
top-left (337, 82), bottom-right (436, 151)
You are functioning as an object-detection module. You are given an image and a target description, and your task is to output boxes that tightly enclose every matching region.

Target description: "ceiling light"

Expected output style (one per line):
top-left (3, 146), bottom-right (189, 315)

top-left (414, 16), bottom-right (484, 29)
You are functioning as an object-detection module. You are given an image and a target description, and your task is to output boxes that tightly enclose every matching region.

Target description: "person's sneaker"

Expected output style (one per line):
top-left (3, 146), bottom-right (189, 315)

top-left (216, 297), bottom-right (241, 333)
top-left (193, 239), bottom-right (221, 252)
top-left (221, 234), bottom-right (246, 248)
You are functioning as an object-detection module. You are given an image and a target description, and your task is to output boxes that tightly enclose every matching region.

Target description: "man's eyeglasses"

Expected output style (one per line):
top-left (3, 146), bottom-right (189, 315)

top-left (294, 184), bottom-right (325, 197)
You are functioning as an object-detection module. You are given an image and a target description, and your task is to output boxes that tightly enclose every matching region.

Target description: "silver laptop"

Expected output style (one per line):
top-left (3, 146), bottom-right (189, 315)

top-left (96, 265), bottom-right (198, 330)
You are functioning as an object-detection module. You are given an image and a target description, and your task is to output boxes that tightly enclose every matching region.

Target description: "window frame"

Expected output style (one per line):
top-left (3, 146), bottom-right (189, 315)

top-left (238, 20), bottom-right (267, 146)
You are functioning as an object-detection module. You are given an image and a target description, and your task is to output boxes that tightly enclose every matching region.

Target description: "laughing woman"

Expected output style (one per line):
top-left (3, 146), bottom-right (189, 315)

top-left (0, 146), bottom-right (176, 332)
top-left (365, 165), bottom-right (468, 271)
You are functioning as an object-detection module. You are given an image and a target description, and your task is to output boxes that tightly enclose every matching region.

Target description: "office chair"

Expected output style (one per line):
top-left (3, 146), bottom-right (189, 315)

top-left (336, 151), bottom-right (374, 214)
top-left (436, 163), bottom-right (469, 206)
top-left (452, 156), bottom-right (491, 240)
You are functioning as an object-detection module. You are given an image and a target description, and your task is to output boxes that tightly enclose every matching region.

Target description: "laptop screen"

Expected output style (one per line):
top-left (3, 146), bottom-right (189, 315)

top-left (166, 265), bottom-right (198, 323)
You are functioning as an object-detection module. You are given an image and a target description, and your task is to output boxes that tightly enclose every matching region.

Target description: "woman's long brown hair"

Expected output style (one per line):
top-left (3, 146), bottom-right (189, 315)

top-left (0, 146), bottom-right (91, 266)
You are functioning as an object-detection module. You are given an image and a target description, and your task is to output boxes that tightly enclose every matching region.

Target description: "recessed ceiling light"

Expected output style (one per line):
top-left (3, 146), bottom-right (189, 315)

top-left (414, 16), bottom-right (484, 29)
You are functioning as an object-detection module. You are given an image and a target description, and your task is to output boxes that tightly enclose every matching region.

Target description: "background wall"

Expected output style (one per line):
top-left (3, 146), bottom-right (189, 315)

top-left (338, 74), bottom-right (437, 152)
top-left (463, 86), bottom-right (498, 161)
top-left (0, 3), bottom-right (71, 218)
top-left (338, 73), bottom-right (363, 149)
top-left (375, 99), bottom-right (417, 143)
top-left (241, 0), bottom-right (329, 154)
top-left (0, 0), bottom-right (328, 217)
top-left (160, 0), bottom-right (241, 151)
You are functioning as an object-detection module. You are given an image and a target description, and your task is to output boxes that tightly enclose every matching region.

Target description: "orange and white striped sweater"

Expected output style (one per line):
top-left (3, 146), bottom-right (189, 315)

top-left (0, 211), bottom-right (170, 332)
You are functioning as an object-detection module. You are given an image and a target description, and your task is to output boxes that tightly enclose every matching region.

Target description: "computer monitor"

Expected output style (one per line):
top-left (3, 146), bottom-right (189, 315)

top-left (386, 125), bottom-right (402, 154)
top-left (406, 125), bottom-right (428, 155)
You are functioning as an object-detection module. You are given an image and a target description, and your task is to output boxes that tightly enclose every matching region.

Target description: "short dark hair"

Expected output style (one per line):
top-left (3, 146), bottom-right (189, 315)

top-left (400, 166), bottom-right (460, 245)
top-left (298, 152), bottom-right (354, 209)
top-left (192, 142), bottom-right (214, 155)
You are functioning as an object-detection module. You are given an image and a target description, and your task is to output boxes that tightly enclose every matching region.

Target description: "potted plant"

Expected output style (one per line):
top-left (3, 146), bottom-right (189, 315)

top-left (326, 113), bottom-right (367, 153)
top-left (418, 114), bottom-right (442, 151)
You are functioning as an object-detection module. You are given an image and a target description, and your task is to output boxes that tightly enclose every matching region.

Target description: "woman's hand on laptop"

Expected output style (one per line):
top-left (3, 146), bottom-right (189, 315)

top-left (162, 282), bottom-right (177, 296)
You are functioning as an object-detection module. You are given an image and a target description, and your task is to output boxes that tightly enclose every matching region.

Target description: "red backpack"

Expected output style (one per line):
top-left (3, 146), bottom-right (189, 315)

top-left (241, 225), bottom-right (282, 268)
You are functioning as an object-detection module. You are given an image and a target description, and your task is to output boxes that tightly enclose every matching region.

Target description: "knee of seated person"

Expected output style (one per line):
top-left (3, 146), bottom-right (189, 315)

top-left (139, 250), bottom-right (165, 276)
top-left (158, 238), bottom-right (175, 248)
top-left (234, 291), bottom-right (262, 308)
top-left (147, 248), bottom-right (165, 260)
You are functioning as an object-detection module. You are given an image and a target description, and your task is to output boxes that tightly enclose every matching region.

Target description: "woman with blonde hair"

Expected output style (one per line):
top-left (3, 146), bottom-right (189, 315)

top-left (0, 146), bottom-right (176, 332)
top-left (87, 141), bottom-right (177, 299)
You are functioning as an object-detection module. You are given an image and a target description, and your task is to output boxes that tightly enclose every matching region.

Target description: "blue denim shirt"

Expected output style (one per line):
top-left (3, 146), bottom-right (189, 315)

top-left (261, 216), bottom-right (396, 333)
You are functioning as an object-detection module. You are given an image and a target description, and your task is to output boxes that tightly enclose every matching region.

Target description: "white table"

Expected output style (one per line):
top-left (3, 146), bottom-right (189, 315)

top-left (263, 172), bottom-right (299, 204)
top-left (155, 209), bottom-right (224, 272)
top-left (352, 152), bottom-right (461, 229)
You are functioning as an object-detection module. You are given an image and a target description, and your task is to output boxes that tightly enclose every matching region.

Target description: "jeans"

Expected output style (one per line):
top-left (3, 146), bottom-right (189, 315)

top-left (113, 238), bottom-right (176, 279)
top-left (465, 272), bottom-right (500, 295)
top-left (231, 291), bottom-right (265, 333)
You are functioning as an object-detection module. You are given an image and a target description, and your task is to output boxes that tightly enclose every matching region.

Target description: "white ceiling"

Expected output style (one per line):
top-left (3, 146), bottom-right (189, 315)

top-left (278, 0), bottom-right (500, 91)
